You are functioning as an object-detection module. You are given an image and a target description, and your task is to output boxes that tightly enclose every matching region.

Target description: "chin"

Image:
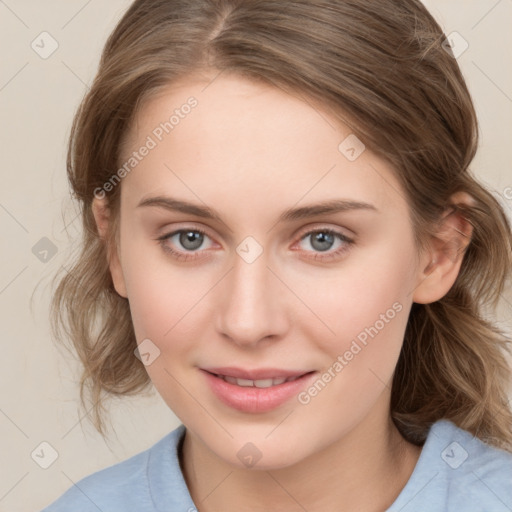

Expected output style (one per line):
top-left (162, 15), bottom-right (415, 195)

top-left (205, 431), bottom-right (312, 471)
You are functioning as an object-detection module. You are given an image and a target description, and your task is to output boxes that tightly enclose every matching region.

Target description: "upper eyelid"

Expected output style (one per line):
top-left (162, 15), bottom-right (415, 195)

top-left (295, 225), bottom-right (353, 240)
top-left (160, 223), bottom-right (351, 237)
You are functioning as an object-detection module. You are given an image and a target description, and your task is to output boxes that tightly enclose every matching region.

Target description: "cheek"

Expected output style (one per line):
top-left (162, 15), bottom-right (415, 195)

top-left (121, 251), bottom-right (213, 415)
top-left (121, 241), bottom-right (217, 356)
top-left (297, 257), bottom-right (413, 422)
top-left (296, 235), bottom-right (416, 364)
top-left (127, 270), bottom-right (205, 345)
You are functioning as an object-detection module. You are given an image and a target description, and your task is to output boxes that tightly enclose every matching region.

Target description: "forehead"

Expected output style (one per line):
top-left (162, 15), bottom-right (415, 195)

top-left (118, 74), bottom-right (407, 218)
top-left (123, 73), bottom-right (340, 159)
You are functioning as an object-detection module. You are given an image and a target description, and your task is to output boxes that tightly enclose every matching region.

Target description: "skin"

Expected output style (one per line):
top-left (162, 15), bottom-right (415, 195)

top-left (93, 72), bottom-right (474, 511)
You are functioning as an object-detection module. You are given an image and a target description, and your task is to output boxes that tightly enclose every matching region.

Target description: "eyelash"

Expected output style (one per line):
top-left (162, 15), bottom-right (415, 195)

top-left (156, 227), bottom-right (354, 262)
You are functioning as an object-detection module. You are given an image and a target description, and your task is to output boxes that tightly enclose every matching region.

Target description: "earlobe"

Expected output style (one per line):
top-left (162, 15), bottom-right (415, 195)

top-left (91, 197), bottom-right (128, 299)
top-left (412, 192), bottom-right (475, 304)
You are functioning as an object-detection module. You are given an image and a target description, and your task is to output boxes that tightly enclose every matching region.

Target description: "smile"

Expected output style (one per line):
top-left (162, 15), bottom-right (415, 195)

top-left (200, 368), bottom-right (317, 413)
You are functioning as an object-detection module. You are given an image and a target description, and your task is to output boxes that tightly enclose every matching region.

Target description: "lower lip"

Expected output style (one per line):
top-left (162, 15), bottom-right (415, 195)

top-left (201, 370), bottom-right (317, 413)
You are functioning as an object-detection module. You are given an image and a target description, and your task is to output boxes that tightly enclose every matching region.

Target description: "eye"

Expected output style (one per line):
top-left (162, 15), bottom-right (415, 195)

top-left (156, 226), bottom-right (354, 263)
top-left (157, 228), bottom-right (215, 261)
top-left (295, 228), bottom-right (353, 260)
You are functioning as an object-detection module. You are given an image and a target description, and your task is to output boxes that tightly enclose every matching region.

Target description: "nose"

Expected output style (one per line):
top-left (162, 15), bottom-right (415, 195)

top-left (215, 247), bottom-right (290, 348)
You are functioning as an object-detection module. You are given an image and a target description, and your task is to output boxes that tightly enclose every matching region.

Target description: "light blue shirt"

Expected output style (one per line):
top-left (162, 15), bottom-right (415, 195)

top-left (41, 419), bottom-right (512, 511)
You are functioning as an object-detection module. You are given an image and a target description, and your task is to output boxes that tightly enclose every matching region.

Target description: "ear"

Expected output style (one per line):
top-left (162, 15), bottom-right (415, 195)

top-left (92, 197), bottom-right (128, 298)
top-left (412, 191), bottom-right (475, 304)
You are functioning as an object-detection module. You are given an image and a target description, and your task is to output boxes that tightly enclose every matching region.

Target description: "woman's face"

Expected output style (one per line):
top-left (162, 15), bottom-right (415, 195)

top-left (107, 73), bottom-right (428, 469)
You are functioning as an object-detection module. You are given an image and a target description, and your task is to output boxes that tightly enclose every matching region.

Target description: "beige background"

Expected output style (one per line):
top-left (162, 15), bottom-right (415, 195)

top-left (0, 1), bottom-right (511, 511)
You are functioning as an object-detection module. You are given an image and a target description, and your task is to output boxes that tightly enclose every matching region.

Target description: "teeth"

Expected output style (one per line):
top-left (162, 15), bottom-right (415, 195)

top-left (236, 378), bottom-right (254, 387)
top-left (254, 379), bottom-right (274, 388)
top-left (220, 375), bottom-right (297, 387)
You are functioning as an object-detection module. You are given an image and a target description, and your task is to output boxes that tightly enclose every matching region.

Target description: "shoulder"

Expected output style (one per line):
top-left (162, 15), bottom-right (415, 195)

top-left (390, 419), bottom-right (512, 512)
top-left (435, 420), bottom-right (512, 510)
top-left (40, 425), bottom-right (187, 512)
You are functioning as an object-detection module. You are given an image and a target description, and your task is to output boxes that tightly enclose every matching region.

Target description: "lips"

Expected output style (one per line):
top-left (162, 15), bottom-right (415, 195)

top-left (201, 367), bottom-right (316, 413)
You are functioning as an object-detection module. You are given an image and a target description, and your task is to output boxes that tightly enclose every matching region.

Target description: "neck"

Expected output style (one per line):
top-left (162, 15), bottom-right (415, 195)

top-left (180, 402), bottom-right (422, 512)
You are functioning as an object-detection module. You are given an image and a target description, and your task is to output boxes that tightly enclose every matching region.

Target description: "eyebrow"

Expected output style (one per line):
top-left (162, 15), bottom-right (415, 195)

top-left (137, 196), bottom-right (377, 223)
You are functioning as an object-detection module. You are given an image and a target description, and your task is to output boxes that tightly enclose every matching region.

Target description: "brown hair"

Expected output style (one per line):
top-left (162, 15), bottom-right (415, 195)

top-left (50, 0), bottom-right (512, 449)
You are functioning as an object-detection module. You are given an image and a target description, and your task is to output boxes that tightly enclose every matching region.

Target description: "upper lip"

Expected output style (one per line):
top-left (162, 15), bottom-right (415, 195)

top-left (201, 367), bottom-right (312, 380)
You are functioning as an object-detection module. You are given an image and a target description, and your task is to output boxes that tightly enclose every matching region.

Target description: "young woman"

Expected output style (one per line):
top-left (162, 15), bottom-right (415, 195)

top-left (43, 0), bottom-right (512, 510)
